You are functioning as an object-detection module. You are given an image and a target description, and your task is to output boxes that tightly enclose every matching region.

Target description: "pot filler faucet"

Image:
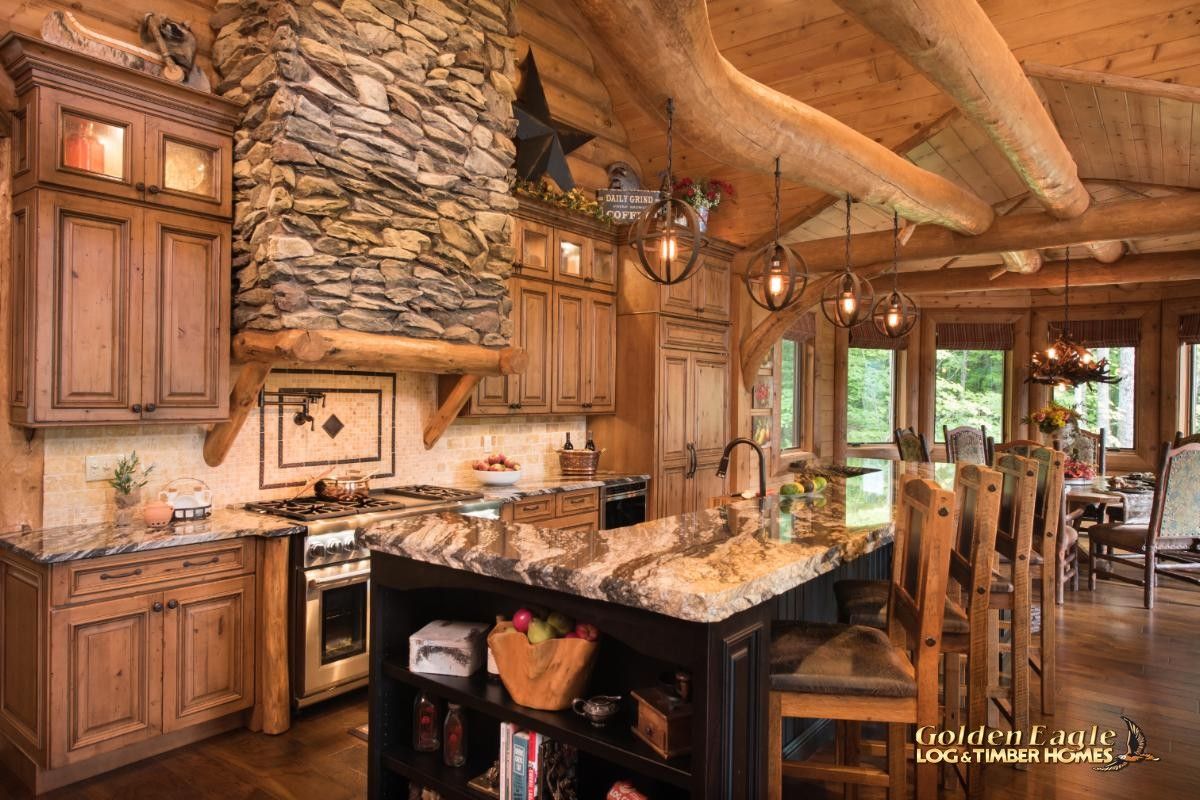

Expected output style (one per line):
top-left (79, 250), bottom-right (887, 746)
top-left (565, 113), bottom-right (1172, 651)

top-left (715, 437), bottom-right (767, 498)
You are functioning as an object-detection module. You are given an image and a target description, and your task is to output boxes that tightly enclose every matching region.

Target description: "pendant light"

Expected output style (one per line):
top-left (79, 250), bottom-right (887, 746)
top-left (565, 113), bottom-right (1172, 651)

top-left (1027, 247), bottom-right (1119, 387)
top-left (871, 211), bottom-right (919, 337)
top-left (629, 98), bottom-right (704, 286)
top-left (820, 195), bottom-right (874, 328)
top-left (745, 156), bottom-right (808, 310)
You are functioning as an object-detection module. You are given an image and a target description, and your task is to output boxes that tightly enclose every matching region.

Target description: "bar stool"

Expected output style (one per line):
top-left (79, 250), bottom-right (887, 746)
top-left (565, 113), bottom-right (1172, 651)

top-left (768, 476), bottom-right (957, 800)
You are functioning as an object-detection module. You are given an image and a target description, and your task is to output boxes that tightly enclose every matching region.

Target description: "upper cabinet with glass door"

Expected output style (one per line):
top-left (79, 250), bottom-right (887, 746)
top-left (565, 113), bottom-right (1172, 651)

top-left (5, 38), bottom-right (236, 218)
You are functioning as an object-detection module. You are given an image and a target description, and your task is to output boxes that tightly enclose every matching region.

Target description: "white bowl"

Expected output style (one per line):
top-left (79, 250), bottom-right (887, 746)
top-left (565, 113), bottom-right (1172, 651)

top-left (473, 469), bottom-right (522, 486)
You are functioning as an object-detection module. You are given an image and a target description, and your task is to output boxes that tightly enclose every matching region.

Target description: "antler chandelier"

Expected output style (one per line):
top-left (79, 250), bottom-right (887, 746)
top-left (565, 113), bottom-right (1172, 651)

top-left (1027, 247), bottom-right (1119, 387)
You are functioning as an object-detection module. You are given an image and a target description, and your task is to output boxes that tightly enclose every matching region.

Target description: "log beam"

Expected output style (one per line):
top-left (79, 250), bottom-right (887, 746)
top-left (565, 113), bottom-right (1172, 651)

top-left (739, 250), bottom-right (1200, 387)
top-left (204, 331), bottom-right (527, 466)
top-left (570, 0), bottom-right (994, 234)
top-left (836, 0), bottom-right (1089, 219)
top-left (424, 374), bottom-right (483, 450)
top-left (786, 192), bottom-right (1200, 271)
top-left (1024, 61), bottom-right (1200, 104)
top-left (1083, 240), bottom-right (1124, 264)
top-left (1000, 251), bottom-right (1042, 274)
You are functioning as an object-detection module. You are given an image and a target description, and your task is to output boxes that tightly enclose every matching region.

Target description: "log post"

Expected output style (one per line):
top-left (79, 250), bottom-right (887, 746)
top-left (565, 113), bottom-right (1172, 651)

top-left (251, 536), bottom-right (291, 735)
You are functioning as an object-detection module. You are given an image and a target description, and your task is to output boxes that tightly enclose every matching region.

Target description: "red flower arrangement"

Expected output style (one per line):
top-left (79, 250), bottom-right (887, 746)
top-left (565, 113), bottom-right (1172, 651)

top-left (672, 177), bottom-right (736, 211)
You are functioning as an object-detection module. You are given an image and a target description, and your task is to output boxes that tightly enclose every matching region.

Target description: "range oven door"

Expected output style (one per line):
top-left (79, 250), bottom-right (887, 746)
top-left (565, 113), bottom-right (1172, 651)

top-left (301, 559), bottom-right (370, 704)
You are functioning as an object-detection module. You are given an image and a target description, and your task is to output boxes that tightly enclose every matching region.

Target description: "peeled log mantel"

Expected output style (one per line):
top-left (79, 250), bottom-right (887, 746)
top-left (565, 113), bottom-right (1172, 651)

top-left (203, 330), bottom-right (527, 467)
top-left (739, 251), bottom-right (1200, 387)
top-left (570, 0), bottom-right (994, 235)
top-left (786, 192), bottom-right (1200, 272)
top-left (836, 0), bottom-right (1089, 220)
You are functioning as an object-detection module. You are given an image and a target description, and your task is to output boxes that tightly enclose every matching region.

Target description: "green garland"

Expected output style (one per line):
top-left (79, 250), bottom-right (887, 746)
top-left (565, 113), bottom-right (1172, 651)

top-left (512, 178), bottom-right (615, 224)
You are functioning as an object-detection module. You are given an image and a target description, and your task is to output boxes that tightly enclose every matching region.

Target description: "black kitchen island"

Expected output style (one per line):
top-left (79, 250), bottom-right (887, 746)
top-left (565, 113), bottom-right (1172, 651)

top-left (361, 462), bottom-right (921, 799)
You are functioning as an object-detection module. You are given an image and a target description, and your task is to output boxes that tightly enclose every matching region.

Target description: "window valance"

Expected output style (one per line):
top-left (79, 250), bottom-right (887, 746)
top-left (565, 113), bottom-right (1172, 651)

top-left (1179, 312), bottom-right (1200, 345)
top-left (1048, 319), bottom-right (1140, 348)
top-left (849, 322), bottom-right (909, 350)
top-left (935, 321), bottom-right (1015, 351)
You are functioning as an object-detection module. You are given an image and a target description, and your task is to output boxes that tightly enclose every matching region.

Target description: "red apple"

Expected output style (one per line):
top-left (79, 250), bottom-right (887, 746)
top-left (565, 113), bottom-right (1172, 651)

top-left (563, 632), bottom-right (581, 639)
top-left (574, 622), bottom-right (599, 642)
top-left (512, 608), bottom-right (533, 633)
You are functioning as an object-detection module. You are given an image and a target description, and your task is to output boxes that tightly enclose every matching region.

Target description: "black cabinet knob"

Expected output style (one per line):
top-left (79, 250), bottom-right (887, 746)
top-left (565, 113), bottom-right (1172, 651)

top-left (135, 182), bottom-right (146, 192)
top-left (152, 601), bottom-right (163, 612)
top-left (148, 185), bottom-right (161, 194)
top-left (167, 599), bottom-right (178, 610)
top-left (131, 404), bottom-right (142, 413)
top-left (145, 403), bottom-right (157, 413)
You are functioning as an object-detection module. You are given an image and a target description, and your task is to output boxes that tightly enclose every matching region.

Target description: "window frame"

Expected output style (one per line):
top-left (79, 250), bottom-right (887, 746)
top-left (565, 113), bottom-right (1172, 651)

top-left (932, 348), bottom-right (1010, 444)
top-left (1051, 346), bottom-right (1139, 451)
top-left (1164, 298), bottom-right (1200, 444)
top-left (845, 346), bottom-right (900, 447)
top-left (1184, 343), bottom-right (1200, 437)
top-left (765, 332), bottom-right (816, 476)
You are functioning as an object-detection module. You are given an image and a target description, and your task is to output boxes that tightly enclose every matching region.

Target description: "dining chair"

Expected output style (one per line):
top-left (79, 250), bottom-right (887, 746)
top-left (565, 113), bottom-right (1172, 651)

top-left (894, 427), bottom-right (932, 463)
top-left (1173, 430), bottom-right (1200, 447)
top-left (1056, 423), bottom-right (1107, 477)
top-left (768, 476), bottom-right (957, 800)
top-left (944, 424), bottom-right (992, 465)
top-left (1088, 441), bottom-right (1200, 608)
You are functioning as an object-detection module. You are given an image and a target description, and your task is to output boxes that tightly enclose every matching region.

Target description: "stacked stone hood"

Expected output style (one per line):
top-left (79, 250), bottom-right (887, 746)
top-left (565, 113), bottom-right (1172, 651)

top-left (212, 0), bottom-right (517, 346)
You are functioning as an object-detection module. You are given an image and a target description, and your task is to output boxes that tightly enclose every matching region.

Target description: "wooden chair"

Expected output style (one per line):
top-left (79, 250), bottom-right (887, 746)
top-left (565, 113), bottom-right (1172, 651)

top-left (1173, 430), bottom-right (1200, 447)
top-left (943, 424), bottom-right (992, 465)
top-left (1089, 441), bottom-right (1200, 608)
top-left (768, 477), bottom-right (957, 800)
top-left (1056, 423), bottom-right (1106, 477)
top-left (894, 427), bottom-right (931, 463)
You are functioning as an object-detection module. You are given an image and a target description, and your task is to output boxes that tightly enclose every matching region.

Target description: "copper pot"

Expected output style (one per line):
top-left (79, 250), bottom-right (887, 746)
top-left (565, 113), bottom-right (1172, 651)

top-left (314, 470), bottom-right (370, 501)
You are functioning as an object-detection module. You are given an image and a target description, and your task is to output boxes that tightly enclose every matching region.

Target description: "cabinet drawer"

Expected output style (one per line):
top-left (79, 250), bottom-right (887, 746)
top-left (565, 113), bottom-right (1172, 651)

top-left (660, 318), bottom-right (729, 353)
top-left (512, 497), bottom-right (555, 521)
top-left (547, 511), bottom-right (598, 534)
top-left (52, 540), bottom-right (254, 606)
top-left (555, 489), bottom-right (598, 516)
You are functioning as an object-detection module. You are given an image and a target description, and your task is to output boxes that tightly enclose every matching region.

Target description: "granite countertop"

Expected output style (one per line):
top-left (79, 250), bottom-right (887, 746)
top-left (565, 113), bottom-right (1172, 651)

top-left (362, 461), bottom-right (922, 623)
top-left (469, 472), bottom-right (649, 502)
top-left (0, 508), bottom-right (305, 564)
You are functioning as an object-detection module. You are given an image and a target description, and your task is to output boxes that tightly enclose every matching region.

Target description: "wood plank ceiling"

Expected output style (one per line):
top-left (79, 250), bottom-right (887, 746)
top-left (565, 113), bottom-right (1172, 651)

top-left (599, 0), bottom-right (1200, 249)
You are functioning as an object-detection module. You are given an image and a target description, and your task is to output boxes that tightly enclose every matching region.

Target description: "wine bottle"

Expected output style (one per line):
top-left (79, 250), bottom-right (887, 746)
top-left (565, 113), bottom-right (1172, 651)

top-left (585, 430), bottom-right (596, 451)
top-left (563, 432), bottom-right (574, 450)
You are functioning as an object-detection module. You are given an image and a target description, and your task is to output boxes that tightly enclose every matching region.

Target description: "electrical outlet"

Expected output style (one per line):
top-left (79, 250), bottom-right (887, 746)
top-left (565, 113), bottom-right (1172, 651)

top-left (84, 454), bottom-right (121, 482)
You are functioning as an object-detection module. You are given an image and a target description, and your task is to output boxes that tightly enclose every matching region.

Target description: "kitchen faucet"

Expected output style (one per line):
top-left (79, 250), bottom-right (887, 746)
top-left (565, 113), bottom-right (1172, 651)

top-left (715, 437), bottom-right (767, 498)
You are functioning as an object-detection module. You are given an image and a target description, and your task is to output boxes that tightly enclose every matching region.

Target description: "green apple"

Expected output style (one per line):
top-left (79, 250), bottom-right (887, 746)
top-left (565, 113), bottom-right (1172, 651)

top-left (547, 611), bottom-right (574, 636)
top-left (526, 619), bottom-right (555, 645)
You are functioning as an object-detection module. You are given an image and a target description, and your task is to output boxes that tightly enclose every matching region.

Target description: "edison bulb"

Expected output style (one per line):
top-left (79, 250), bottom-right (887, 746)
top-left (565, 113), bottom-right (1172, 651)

top-left (839, 291), bottom-right (858, 317)
top-left (885, 304), bottom-right (902, 332)
top-left (767, 272), bottom-right (785, 297)
top-left (1081, 351), bottom-right (1094, 364)
top-left (659, 234), bottom-right (678, 261)
top-left (1046, 346), bottom-right (1058, 360)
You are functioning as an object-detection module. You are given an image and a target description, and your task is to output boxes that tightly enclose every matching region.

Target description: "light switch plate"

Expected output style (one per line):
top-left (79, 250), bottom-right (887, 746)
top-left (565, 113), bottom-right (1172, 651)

top-left (84, 454), bottom-right (121, 483)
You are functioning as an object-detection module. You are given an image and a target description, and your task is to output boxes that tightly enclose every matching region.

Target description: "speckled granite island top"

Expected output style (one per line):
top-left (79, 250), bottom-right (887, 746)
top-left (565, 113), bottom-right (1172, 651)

top-left (362, 461), bottom-right (922, 623)
top-left (0, 508), bottom-right (304, 563)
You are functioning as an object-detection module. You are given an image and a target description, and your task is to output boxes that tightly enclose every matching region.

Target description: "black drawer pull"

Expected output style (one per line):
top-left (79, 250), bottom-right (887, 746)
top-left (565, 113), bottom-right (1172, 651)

top-left (100, 568), bottom-right (143, 581)
top-left (152, 601), bottom-right (163, 612)
top-left (145, 403), bottom-right (157, 413)
top-left (131, 404), bottom-right (142, 413)
top-left (182, 556), bottom-right (219, 568)
top-left (148, 185), bottom-right (161, 194)
top-left (135, 182), bottom-right (146, 192)
top-left (167, 599), bottom-right (178, 610)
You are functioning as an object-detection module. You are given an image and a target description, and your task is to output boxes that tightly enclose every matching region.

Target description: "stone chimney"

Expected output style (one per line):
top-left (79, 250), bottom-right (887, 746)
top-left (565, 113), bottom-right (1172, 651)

top-left (211, 0), bottom-right (518, 345)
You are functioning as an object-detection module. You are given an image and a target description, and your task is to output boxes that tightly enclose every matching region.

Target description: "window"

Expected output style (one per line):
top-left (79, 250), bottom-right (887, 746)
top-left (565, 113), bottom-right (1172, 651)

top-left (934, 349), bottom-right (1005, 440)
top-left (1052, 347), bottom-right (1137, 448)
top-left (846, 348), bottom-right (896, 445)
top-left (1184, 344), bottom-right (1200, 436)
top-left (780, 337), bottom-right (803, 450)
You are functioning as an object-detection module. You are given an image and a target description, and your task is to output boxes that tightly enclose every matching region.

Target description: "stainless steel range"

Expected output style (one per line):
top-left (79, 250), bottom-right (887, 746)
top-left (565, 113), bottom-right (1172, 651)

top-left (245, 486), bottom-right (480, 707)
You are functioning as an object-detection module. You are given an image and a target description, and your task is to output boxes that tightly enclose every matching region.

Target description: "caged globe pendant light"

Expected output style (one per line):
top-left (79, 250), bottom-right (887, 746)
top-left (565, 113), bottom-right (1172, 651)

top-left (820, 195), bottom-right (874, 327)
top-left (744, 157), bottom-right (809, 311)
top-left (871, 211), bottom-right (919, 337)
top-left (630, 98), bottom-right (705, 286)
top-left (1026, 246), bottom-right (1120, 388)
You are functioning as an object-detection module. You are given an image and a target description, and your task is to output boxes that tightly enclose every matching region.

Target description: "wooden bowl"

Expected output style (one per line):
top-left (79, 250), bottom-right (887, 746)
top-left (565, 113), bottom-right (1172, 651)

top-left (487, 622), bottom-right (598, 711)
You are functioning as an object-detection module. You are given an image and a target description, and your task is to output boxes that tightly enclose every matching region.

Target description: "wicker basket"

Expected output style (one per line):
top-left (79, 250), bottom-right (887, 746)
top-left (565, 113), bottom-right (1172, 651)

top-left (558, 447), bottom-right (604, 477)
top-left (487, 622), bottom-right (598, 711)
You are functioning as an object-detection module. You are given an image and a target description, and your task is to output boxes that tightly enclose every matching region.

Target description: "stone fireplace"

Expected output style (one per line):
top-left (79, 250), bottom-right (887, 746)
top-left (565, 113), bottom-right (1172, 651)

top-left (211, 0), bottom-right (518, 344)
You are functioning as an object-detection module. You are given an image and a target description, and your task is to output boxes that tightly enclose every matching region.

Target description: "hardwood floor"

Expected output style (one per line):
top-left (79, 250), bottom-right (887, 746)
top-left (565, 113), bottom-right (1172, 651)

top-left (0, 571), bottom-right (1194, 799)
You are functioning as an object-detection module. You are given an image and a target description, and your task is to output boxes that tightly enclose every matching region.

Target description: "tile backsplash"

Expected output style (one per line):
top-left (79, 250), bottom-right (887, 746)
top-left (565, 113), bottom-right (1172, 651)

top-left (42, 370), bottom-right (586, 528)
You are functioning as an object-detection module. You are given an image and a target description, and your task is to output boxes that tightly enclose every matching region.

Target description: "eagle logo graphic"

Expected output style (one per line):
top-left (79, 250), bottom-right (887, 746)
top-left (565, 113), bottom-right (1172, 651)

top-left (1094, 716), bottom-right (1161, 772)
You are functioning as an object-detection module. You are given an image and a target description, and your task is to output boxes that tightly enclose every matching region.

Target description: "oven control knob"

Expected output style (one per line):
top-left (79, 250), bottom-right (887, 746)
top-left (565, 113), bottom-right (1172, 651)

top-left (341, 537), bottom-right (357, 554)
top-left (307, 543), bottom-right (327, 559)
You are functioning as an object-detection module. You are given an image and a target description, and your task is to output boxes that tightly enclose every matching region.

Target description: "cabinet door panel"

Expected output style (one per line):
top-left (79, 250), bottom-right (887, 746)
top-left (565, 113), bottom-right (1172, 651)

top-left (552, 287), bottom-right (586, 412)
top-left (660, 270), bottom-right (699, 316)
top-left (692, 353), bottom-right (730, 461)
top-left (590, 238), bottom-right (617, 291)
top-left (659, 351), bottom-right (691, 466)
top-left (585, 293), bottom-right (617, 412)
top-left (35, 88), bottom-right (144, 202)
top-left (554, 230), bottom-right (591, 286)
top-left (50, 594), bottom-right (162, 766)
top-left (513, 218), bottom-right (553, 278)
top-left (699, 258), bottom-right (731, 322)
top-left (146, 117), bottom-right (233, 216)
top-left (162, 575), bottom-right (255, 733)
top-left (657, 464), bottom-right (688, 520)
top-left (472, 374), bottom-right (516, 415)
top-left (515, 280), bottom-right (552, 413)
top-left (142, 211), bottom-right (230, 420)
top-left (691, 460), bottom-right (729, 514)
top-left (39, 191), bottom-right (142, 422)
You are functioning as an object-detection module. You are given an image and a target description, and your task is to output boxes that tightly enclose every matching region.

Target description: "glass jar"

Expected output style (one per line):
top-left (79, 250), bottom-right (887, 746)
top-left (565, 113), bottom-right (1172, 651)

top-left (413, 692), bottom-right (439, 752)
top-left (443, 703), bottom-right (467, 767)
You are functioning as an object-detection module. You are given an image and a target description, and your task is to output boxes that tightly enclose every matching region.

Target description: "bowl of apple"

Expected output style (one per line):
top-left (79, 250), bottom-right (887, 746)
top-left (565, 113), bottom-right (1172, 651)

top-left (472, 454), bottom-right (522, 485)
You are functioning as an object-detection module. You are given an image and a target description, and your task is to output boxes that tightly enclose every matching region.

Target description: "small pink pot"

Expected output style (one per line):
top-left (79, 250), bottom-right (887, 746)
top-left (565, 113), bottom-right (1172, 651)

top-left (143, 499), bottom-right (175, 529)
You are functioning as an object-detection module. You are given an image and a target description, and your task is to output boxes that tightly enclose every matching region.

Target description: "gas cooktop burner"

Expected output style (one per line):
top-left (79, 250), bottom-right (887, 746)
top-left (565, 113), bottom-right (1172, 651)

top-left (245, 496), bottom-right (411, 522)
top-left (381, 485), bottom-right (484, 503)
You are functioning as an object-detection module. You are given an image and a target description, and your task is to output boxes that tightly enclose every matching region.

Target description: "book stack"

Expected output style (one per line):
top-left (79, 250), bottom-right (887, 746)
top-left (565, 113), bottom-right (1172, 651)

top-left (498, 723), bottom-right (578, 800)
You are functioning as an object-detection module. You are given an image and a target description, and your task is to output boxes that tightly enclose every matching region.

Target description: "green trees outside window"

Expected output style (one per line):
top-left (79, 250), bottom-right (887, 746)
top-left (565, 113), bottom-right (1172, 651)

top-left (846, 348), bottom-right (895, 444)
top-left (934, 349), bottom-right (1005, 441)
top-left (1053, 346), bottom-right (1137, 448)
top-left (780, 338), bottom-right (801, 450)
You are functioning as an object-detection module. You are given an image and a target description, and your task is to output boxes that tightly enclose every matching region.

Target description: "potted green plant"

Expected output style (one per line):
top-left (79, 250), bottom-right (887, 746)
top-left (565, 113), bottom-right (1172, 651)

top-left (109, 452), bottom-right (154, 527)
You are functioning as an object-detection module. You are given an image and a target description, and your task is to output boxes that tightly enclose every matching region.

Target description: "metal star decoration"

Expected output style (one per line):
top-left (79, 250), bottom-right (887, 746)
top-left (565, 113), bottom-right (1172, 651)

top-left (513, 51), bottom-right (593, 190)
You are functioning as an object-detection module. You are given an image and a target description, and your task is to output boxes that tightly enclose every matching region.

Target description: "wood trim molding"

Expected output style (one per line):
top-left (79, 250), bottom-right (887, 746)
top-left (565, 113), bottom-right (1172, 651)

top-left (1159, 297), bottom-right (1200, 444)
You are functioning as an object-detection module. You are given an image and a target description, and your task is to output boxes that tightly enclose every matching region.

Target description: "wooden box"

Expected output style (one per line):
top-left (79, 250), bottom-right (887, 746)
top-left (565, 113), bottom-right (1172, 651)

top-left (409, 620), bottom-right (489, 676)
top-left (630, 687), bottom-right (692, 759)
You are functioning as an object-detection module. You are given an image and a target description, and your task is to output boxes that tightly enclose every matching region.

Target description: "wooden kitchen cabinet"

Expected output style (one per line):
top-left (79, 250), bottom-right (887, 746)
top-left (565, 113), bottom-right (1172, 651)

top-left (2, 36), bottom-right (238, 428)
top-left (470, 279), bottom-right (552, 415)
top-left (553, 286), bottom-right (616, 413)
top-left (658, 256), bottom-right (731, 323)
top-left (512, 217), bottom-right (554, 279)
top-left (501, 489), bottom-right (600, 532)
top-left (8, 190), bottom-right (230, 426)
